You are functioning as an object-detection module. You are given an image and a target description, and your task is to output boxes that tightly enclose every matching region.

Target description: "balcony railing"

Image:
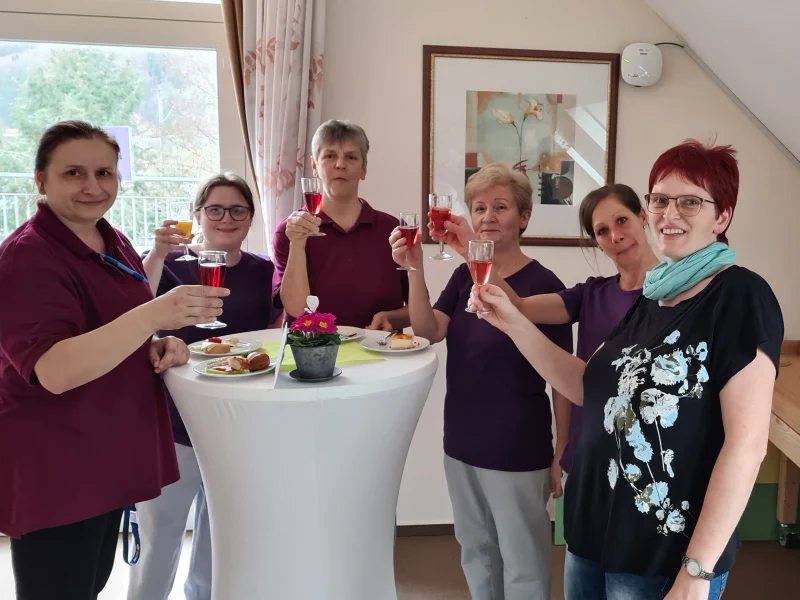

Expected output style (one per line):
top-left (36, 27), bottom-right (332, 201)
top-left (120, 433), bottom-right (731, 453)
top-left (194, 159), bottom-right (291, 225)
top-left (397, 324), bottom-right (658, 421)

top-left (0, 173), bottom-right (203, 249)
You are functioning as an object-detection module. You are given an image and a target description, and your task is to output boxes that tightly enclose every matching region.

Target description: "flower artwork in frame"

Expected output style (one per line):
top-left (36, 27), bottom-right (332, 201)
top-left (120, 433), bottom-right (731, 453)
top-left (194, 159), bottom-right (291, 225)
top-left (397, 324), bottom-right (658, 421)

top-left (422, 46), bottom-right (620, 246)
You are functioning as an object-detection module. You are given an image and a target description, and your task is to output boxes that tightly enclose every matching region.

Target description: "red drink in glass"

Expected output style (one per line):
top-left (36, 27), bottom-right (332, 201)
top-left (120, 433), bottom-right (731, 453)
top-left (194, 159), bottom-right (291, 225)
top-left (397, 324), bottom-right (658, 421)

top-left (469, 260), bottom-right (492, 286)
top-left (430, 208), bottom-right (451, 233)
top-left (304, 192), bottom-right (323, 215)
top-left (199, 263), bottom-right (226, 288)
top-left (400, 226), bottom-right (419, 247)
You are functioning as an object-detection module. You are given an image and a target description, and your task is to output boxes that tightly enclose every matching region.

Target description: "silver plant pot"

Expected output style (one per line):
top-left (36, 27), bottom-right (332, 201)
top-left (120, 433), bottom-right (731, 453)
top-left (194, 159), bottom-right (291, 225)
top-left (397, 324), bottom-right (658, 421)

top-left (289, 344), bottom-right (339, 379)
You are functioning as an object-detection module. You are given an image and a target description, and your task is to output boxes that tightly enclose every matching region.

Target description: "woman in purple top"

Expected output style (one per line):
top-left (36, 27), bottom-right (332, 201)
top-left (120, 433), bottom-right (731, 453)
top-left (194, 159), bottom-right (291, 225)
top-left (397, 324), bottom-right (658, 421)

top-left (129, 173), bottom-right (282, 600)
top-left (390, 163), bottom-right (573, 600)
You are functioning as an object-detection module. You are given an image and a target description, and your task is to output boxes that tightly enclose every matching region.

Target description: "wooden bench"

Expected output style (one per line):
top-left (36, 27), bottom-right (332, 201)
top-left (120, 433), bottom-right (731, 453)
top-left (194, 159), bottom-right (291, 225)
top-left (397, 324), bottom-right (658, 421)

top-left (771, 340), bottom-right (800, 547)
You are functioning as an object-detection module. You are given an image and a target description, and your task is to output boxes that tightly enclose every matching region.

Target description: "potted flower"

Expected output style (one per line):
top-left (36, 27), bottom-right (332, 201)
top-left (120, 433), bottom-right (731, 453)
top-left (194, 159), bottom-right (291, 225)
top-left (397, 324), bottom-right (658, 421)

top-left (287, 296), bottom-right (342, 379)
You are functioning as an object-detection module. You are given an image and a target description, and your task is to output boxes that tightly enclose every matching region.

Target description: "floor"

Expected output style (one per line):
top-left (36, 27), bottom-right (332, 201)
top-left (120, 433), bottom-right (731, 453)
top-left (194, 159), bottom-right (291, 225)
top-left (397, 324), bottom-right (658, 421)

top-left (0, 534), bottom-right (798, 599)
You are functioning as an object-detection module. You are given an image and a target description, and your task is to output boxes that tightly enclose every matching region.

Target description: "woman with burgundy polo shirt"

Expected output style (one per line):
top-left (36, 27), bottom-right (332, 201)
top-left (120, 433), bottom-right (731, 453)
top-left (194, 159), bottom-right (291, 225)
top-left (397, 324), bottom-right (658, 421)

top-left (0, 121), bottom-right (229, 600)
top-left (272, 119), bottom-right (409, 330)
top-left (127, 172), bottom-right (282, 600)
top-left (390, 162), bottom-right (573, 600)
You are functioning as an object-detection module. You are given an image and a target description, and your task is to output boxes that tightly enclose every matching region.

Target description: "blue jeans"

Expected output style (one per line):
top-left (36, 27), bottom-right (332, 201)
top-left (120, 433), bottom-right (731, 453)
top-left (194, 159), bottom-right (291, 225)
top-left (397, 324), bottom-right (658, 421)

top-left (564, 550), bottom-right (729, 600)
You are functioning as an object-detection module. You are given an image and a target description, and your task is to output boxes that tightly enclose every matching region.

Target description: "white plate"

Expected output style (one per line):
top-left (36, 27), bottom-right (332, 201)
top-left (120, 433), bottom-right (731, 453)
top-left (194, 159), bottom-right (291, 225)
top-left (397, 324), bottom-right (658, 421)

top-left (337, 326), bottom-right (364, 343)
top-left (192, 358), bottom-right (276, 378)
top-left (359, 336), bottom-right (431, 353)
top-left (188, 338), bottom-right (262, 358)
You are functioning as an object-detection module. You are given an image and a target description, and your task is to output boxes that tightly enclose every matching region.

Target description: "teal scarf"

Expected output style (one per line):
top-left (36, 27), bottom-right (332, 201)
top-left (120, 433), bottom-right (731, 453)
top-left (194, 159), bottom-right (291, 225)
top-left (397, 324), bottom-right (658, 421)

top-left (643, 242), bottom-right (736, 301)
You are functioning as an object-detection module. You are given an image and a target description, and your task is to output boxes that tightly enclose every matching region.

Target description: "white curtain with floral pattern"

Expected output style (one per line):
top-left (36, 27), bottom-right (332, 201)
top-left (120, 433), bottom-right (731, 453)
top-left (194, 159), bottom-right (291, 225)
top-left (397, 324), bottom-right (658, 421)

top-left (223, 0), bottom-right (325, 256)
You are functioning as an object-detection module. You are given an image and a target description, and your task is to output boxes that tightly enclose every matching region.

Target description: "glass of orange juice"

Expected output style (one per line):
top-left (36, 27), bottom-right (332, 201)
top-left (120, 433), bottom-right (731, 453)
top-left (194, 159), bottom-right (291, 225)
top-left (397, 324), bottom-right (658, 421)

top-left (168, 201), bottom-right (197, 262)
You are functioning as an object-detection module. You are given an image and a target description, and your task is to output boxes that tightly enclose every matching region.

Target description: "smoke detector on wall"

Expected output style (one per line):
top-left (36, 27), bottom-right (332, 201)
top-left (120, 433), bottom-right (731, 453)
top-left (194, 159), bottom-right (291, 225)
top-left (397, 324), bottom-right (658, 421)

top-left (622, 43), bottom-right (663, 87)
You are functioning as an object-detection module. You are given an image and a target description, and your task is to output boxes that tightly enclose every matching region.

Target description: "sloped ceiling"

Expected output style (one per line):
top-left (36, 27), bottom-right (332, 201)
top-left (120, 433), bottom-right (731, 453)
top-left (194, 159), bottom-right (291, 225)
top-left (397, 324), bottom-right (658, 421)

top-left (646, 0), bottom-right (800, 164)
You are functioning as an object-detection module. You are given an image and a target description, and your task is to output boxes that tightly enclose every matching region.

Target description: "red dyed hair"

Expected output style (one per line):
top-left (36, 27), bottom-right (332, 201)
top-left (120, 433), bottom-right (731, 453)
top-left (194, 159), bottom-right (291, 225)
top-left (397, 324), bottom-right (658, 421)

top-left (648, 140), bottom-right (739, 244)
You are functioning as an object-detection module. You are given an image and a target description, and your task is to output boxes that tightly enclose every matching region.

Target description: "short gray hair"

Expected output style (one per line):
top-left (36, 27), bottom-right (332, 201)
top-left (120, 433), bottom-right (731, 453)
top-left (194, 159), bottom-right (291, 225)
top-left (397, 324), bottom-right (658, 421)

top-left (311, 119), bottom-right (370, 164)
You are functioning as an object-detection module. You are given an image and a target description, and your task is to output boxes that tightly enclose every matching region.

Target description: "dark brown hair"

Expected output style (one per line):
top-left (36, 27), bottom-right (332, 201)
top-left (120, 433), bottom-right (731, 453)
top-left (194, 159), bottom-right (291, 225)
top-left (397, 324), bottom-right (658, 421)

top-left (35, 120), bottom-right (120, 173)
top-left (579, 183), bottom-right (644, 241)
top-left (193, 171), bottom-right (255, 214)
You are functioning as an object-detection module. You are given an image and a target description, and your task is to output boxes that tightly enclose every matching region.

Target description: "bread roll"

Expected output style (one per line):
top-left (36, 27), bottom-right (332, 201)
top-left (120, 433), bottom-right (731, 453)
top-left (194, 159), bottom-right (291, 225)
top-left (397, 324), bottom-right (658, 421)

top-left (227, 356), bottom-right (249, 371)
top-left (246, 352), bottom-right (270, 371)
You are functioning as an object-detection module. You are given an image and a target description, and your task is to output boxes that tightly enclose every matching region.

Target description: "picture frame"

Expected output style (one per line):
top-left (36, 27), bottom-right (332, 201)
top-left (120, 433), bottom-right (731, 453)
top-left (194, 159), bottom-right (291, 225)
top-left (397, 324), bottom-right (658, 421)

top-left (422, 45), bottom-right (620, 246)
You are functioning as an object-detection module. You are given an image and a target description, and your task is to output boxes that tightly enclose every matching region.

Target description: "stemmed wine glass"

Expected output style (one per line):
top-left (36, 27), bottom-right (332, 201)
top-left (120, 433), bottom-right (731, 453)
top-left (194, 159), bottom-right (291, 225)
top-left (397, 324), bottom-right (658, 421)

top-left (301, 177), bottom-right (326, 237)
top-left (397, 212), bottom-right (420, 271)
top-left (465, 240), bottom-right (494, 314)
top-left (429, 193), bottom-right (453, 260)
top-left (168, 201), bottom-right (197, 262)
top-left (196, 250), bottom-right (227, 329)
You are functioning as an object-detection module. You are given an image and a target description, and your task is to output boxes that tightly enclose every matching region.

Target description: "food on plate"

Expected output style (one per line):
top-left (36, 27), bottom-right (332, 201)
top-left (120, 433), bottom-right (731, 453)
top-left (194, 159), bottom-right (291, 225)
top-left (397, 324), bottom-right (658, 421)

top-left (246, 352), bottom-right (271, 371)
top-left (338, 326), bottom-right (358, 338)
top-left (204, 353), bottom-right (271, 375)
top-left (206, 356), bottom-right (249, 374)
top-left (390, 332), bottom-right (415, 350)
top-left (201, 341), bottom-right (232, 354)
top-left (207, 337), bottom-right (222, 344)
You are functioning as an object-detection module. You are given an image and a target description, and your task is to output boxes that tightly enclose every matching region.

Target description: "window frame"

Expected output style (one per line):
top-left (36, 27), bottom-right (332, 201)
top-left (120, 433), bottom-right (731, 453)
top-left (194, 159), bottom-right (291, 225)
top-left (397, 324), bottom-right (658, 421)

top-left (0, 3), bottom-right (263, 252)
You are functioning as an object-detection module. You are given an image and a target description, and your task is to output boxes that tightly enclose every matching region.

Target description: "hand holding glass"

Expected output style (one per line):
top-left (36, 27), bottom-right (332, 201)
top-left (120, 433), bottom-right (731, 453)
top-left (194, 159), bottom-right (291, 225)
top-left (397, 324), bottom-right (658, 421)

top-left (196, 250), bottom-right (227, 329)
top-left (168, 201), bottom-right (197, 262)
top-left (397, 212), bottom-right (420, 271)
top-left (466, 240), bottom-right (494, 314)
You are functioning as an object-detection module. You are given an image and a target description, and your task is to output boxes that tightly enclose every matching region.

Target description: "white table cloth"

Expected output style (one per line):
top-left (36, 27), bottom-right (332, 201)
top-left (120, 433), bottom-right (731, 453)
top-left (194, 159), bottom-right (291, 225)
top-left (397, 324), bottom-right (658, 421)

top-left (164, 328), bottom-right (438, 600)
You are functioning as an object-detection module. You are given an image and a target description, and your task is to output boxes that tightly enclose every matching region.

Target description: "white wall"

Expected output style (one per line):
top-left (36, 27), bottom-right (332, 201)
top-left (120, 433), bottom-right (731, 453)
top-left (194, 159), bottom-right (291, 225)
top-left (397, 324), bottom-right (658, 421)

top-left (321, 0), bottom-right (800, 525)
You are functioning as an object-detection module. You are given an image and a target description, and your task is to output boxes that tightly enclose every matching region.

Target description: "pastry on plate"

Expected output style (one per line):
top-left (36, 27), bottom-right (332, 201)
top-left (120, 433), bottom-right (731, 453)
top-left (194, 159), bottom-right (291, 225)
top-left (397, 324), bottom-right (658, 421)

top-left (390, 332), bottom-right (415, 350)
top-left (338, 326), bottom-right (359, 338)
top-left (201, 341), bottom-right (232, 354)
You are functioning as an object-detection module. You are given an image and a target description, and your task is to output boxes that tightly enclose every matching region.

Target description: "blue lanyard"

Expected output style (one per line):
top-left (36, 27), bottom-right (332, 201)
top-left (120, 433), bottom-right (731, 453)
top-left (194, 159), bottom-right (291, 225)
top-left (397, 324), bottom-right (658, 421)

top-left (100, 253), bottom-right (149, 284)
top-left (122, 504), bottom-right (141, 565)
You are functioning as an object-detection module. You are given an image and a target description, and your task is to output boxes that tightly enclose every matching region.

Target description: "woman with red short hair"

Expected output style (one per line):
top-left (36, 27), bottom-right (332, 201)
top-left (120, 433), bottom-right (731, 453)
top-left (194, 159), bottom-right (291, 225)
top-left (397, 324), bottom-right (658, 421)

top-left (470, 140), bottom-right (784, 599)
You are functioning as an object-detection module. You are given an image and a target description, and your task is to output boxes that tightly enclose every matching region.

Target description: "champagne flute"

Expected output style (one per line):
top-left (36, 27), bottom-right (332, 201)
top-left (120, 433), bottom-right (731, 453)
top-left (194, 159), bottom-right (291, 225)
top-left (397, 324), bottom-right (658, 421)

top-left (429, 193), bottom-right (453, 260)
top-left (301, 177), bottom-right (326, 237)
top-left (397, 212), bottom-right (420, 271)
top-left (465, 240), bottom-right (494, 314)
top-left (168, 201), bottom-right (197, 262)
top-left (196, 250), bottom-right (227, 329)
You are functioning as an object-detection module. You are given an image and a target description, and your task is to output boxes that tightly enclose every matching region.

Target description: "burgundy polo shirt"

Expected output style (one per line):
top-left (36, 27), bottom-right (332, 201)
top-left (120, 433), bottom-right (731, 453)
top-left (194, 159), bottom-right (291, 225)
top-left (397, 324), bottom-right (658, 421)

top-left (272, 199), bottom-right (409, 327)
top-left (0, 203), bottom-right (179, 538)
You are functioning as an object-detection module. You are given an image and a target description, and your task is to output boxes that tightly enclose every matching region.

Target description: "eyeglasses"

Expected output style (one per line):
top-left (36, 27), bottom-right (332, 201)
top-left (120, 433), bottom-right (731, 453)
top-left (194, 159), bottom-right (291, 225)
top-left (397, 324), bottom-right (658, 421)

top-left (199, 205), bottom-right (252, 221)
top-left (644, 194), bottom-right (716, 217)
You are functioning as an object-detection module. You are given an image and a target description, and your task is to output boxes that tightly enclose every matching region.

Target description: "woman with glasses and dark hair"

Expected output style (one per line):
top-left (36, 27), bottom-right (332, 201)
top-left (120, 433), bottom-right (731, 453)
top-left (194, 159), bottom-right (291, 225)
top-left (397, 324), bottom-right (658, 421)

top-left (469, 140), bottom-right (784, 600)
top-left (130, 172), bottom-right (283, 600)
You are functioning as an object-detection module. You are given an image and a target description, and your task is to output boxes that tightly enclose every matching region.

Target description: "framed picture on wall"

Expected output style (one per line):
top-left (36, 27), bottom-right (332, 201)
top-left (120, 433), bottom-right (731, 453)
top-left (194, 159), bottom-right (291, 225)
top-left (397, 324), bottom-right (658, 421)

top-left (422, 45), bottom-right (620, 246)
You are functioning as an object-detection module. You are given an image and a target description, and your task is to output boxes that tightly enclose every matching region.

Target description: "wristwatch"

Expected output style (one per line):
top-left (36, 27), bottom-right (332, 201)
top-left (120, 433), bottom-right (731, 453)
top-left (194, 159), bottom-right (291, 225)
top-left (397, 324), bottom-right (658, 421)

top-left (681, 555), bottom-right (715, 581)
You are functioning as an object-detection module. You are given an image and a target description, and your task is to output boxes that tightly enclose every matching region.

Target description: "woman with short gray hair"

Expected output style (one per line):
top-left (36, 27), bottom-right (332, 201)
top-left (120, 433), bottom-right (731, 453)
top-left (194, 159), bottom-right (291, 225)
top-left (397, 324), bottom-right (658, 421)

top-left (273, 119), bottom-right (409, 330)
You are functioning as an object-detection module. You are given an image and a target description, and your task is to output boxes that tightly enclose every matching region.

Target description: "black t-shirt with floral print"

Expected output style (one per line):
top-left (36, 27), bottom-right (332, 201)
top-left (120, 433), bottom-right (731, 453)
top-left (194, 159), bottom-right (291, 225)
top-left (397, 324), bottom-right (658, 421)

top-left (564, 266), bottom-right (783, 578)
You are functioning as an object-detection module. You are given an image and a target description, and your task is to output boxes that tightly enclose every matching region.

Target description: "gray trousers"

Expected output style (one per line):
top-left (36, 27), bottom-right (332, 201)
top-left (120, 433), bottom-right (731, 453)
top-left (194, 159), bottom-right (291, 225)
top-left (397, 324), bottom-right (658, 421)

top-left (126, 443), bottom-right (212, 600)
top-left (444, 455), bottom-right (552, 600)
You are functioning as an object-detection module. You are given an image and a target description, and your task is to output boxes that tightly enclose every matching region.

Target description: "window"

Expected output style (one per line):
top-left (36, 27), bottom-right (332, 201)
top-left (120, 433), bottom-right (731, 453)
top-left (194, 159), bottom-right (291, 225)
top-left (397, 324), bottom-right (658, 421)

top-left (0, 3), bottom-right (247, 251)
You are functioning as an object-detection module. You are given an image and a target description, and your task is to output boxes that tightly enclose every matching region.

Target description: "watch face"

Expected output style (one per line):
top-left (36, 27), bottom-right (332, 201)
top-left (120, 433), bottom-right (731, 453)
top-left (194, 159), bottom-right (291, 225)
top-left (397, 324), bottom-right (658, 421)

top-left (686, 560), bottom-right (701, 577)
